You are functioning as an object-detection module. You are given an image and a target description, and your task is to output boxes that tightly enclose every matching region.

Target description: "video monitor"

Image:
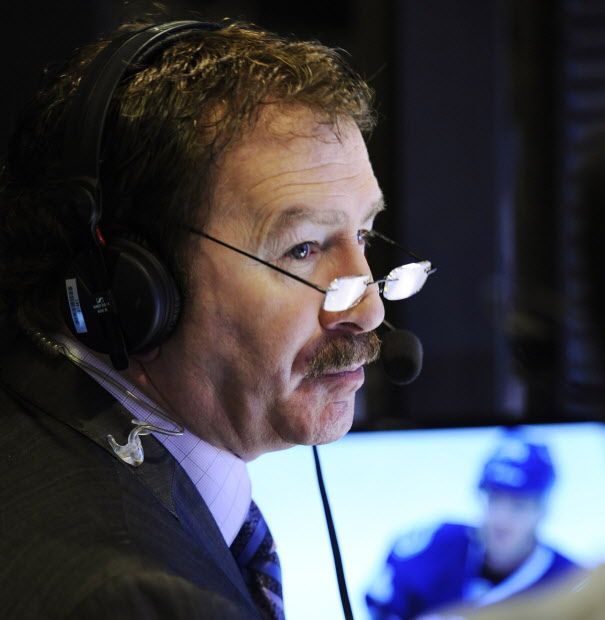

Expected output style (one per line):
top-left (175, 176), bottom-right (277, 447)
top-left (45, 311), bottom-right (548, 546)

top-left (248, 422), bottom-right (605, 619)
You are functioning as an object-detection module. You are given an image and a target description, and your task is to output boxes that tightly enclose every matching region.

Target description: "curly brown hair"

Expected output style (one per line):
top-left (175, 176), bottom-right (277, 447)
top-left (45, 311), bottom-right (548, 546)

top-left (0, 19), bottom-right (375, 330)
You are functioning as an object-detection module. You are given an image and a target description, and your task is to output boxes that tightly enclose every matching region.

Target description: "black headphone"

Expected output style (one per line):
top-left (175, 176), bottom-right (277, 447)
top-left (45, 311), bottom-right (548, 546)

top-left (59, 21), bottom-right (222, 370)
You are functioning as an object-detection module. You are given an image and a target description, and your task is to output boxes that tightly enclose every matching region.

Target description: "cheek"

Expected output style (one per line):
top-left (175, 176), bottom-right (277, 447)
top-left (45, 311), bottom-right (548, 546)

top-left (186, 253), bottom-right (323, 393)
top-left (236, 280), bottom-right (318, 343)
top-left (218, 284), bottom-right (320, 382)
top-left (523, 513), bottom-right (542, 534)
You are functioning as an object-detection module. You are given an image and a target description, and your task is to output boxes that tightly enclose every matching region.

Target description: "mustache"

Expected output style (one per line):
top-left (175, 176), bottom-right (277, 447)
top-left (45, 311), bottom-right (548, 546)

top-left (305, 331), bottom-right (381, 379)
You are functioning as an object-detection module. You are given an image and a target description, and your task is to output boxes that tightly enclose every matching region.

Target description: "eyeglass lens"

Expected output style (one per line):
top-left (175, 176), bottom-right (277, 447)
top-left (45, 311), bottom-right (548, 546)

top-left (324, 275), bottom-right (371, 312)
top-left (383, 260), bottom-right (432, 301)
top-left (323, 260), bottom-right (431, 311)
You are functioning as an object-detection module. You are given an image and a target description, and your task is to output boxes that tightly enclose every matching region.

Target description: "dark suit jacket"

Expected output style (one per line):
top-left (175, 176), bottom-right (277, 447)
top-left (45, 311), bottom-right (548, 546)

top-left (0, 333), bottom-right (262, 619)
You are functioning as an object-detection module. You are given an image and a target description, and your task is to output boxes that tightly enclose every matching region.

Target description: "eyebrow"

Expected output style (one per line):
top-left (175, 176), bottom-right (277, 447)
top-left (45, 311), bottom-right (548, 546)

top-left (366, 195), bottom-right (386, 222)
top-left (266, 195), bottom-right (386, 239)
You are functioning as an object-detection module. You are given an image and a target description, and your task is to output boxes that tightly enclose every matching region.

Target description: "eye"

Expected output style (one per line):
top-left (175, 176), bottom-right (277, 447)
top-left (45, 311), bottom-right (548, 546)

top-left (285, 241), bottom-right (315, 260)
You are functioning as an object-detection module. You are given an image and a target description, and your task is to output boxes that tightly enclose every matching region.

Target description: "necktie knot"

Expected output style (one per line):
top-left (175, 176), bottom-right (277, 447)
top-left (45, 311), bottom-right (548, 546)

top-left (231, 500), bottom-right (285, 620)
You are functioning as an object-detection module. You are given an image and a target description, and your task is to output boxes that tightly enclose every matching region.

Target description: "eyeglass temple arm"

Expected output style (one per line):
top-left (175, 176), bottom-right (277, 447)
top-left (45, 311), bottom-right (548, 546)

top-left (185, 225), bottom-right (329, 294)
top-left (369, 229), bottom-right (427, 263)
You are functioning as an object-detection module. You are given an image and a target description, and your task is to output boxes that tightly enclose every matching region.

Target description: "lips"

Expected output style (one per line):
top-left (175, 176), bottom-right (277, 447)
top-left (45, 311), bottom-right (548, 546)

top-left (311, 366), bottom-right (365, 389)
top-left (321, 365), bottom-right (364, 377)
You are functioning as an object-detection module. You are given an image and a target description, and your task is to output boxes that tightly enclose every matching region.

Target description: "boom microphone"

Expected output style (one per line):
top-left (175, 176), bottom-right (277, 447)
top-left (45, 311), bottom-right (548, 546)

top-left (381, 323), bottom-right (423, 385)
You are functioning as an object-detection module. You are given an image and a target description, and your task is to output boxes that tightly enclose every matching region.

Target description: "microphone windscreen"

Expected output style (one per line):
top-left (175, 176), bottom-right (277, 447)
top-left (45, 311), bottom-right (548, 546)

top-left (381, 329), bottom-right (423, 385)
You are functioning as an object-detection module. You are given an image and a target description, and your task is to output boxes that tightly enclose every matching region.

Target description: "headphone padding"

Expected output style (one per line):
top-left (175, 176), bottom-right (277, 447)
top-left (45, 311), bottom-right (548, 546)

top-left (106, 238), bottom-right (181, 354)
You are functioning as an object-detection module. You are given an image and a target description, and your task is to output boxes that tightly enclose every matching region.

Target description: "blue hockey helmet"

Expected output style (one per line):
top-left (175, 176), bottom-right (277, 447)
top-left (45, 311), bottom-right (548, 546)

top-left (478, 434), bottom-right (555, 496)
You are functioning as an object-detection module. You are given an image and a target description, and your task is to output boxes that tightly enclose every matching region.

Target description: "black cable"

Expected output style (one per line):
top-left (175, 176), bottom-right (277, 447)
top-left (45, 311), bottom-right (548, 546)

top-left (312, 445), bottom-right (354, 620)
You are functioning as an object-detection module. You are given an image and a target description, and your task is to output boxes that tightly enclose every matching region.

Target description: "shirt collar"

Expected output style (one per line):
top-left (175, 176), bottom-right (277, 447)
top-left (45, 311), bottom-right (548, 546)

top-left (53, 334), bottom-right (251, 546)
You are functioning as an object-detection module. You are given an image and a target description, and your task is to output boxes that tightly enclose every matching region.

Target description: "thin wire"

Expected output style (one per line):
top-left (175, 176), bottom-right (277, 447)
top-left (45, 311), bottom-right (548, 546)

top-left (312, 445), bottom-right (354, 620)
top-left (382, 319), bottom-right (396, 332)
top-left (32, 330), bottom-right (183, 436)
top-left (368, 229), bottom-right (428, 263)
top-left (185, 225), bottom-right (327, 293)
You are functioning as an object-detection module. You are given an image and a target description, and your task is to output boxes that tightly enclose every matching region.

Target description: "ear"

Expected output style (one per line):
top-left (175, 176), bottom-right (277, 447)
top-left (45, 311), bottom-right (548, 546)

top-left (132, 346), bottom-right (160, 363)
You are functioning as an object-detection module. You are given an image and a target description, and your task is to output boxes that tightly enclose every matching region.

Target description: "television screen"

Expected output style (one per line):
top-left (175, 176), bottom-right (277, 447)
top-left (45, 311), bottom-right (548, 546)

top-left (248, 422), bottom-right (605, 620)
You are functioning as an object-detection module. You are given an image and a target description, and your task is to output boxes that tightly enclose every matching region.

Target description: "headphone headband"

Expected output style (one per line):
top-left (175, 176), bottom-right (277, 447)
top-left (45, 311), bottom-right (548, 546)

top-left (59, 20), bottom-right (221, 369)
top-left (62, 21), bottom-right (222, 189)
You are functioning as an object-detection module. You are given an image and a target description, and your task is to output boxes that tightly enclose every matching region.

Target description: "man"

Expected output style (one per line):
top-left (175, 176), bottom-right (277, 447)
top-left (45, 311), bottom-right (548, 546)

top-left (365, 434), bottom-right (577, 619)
top-left (0, 18), bottom-right (433, 619)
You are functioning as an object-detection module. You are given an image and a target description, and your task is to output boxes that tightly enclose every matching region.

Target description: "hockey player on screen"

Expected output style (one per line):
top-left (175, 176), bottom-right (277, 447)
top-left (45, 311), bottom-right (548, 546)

top-left (365, 434), bottom-right (579, 620)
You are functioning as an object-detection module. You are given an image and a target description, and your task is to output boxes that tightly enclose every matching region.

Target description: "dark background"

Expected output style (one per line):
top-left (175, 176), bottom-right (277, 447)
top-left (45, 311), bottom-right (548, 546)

top-left (3, 0), bottom-right (605, 429)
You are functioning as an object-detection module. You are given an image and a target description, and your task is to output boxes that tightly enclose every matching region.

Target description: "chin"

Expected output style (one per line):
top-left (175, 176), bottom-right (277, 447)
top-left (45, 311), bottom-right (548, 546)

top-left (315, 400), bottom-right (356, 444)
top-left (278, 398), bottom-right (356, 448)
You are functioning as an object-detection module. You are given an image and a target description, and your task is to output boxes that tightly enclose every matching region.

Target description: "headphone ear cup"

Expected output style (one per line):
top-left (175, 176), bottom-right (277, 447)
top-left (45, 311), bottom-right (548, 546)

top-left (105, 238), bottom-right (181, 354)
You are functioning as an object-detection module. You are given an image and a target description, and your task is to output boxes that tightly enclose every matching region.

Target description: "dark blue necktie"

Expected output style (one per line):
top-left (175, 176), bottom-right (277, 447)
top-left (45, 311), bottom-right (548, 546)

top-left (231, 500), bottom-right (285, 620)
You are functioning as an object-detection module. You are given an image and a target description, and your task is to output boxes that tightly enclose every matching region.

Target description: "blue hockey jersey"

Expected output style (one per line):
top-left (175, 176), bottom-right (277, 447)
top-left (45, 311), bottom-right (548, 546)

top-left (365, 522), bottom-right (577, 620)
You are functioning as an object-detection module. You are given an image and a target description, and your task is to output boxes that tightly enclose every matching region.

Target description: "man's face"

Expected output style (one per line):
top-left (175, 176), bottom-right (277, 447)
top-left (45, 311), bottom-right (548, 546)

top-left (150, 107), bottom-right (385, 460)
top-left (481, 490), bottom-right (546, 572)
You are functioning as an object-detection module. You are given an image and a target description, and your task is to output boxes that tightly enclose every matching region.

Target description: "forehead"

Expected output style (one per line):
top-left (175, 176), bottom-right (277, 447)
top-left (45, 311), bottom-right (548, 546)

top-left (208, 106), bottom-right (382, 232)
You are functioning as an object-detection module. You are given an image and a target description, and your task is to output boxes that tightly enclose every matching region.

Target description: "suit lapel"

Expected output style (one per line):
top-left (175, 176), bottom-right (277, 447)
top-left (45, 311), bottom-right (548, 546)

top-left (0, 333), bottom-right (255, 608)
top-left (0, 334), bottom-right (181, 513)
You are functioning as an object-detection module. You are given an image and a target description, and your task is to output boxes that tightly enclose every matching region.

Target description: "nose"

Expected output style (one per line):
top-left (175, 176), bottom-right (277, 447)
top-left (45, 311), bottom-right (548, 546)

top-left (319, 255), bottom-right (385, 334)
